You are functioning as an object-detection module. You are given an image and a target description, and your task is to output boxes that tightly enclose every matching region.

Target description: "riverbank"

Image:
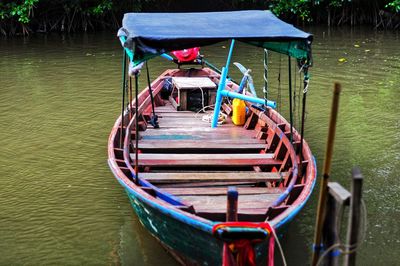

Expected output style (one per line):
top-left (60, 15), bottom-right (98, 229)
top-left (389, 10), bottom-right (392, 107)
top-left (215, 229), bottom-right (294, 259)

top-left (1, 0), bottom-right (399, 36)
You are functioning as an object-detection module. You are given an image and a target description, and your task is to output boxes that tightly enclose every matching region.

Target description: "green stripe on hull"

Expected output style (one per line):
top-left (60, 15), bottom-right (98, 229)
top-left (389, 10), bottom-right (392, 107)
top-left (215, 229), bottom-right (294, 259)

top-left (126, 190), bottom-right (271, 265)
top-left (128, 192), bottom-right (222, 265)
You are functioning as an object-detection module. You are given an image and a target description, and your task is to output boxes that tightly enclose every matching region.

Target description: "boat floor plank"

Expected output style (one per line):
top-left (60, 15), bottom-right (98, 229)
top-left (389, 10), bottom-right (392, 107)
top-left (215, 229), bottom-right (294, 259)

top-left (178, 194), bottom-right (278, 213)
top-left (139, 172), bottom-right (286, 183)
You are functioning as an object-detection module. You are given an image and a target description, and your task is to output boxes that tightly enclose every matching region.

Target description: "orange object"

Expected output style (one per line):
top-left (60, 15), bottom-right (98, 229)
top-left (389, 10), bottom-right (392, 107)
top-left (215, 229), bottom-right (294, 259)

top-left (232, 98), bottom-right (246, 126)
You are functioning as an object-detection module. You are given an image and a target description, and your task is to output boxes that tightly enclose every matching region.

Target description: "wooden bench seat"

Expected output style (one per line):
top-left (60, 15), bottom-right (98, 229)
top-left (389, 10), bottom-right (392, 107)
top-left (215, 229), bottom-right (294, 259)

top-left (138, 141), bottom-right (266, 151)
top-left (139, 171), bottom-right (286, 183)
top-left (161, 186), bottom-right (285, 196)
top-left (132, 153), bottom-right (281, 167)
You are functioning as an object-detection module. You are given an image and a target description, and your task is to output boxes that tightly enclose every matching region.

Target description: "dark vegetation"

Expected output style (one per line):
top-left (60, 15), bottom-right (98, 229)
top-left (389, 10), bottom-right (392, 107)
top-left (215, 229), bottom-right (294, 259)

top-left (0, 0), bottom-right (399, 36)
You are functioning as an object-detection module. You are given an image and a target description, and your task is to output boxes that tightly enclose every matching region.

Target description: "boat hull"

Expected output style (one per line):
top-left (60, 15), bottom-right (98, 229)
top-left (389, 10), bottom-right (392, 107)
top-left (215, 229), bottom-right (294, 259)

top-left (125, 188), bottom-right (274, 266)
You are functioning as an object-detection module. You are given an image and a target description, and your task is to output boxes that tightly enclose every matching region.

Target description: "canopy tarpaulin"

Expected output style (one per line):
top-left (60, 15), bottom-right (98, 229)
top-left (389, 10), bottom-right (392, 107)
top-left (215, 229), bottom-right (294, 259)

top-left (118, 10), bottom-right (313, 66)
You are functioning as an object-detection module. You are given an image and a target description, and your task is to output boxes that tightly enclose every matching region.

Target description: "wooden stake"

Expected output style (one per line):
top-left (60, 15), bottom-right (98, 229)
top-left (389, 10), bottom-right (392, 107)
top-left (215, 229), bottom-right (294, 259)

top-left (344, 167), bottom-right (364, 266)
top-left (311, 83), bottom-right (342, 266)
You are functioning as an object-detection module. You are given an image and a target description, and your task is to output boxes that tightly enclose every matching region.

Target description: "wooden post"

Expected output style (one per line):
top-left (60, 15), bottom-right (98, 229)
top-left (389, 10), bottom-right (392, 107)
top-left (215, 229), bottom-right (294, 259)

top-left (227, 186), bottom-right (238, 222)
top-left (323, 194), bottom-right (339, 266)
top-left (311, 83), bottom-right (342, 266)
top-left (323, 182), bottom-right (351, 266)
top-left (344, 167), bottom-right (364, 266)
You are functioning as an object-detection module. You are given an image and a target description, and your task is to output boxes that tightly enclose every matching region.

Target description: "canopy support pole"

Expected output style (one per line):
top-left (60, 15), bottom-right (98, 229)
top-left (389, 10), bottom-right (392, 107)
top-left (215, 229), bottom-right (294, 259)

top-left (212, 39), bottom-right (236, 128)
top-left (129, 77), bottom-right (133, 120)
top-left (145, 61), bottom-right (159, 128)
top-left (288, 56), bottom-right (293, 143)
top-left (298, 66), bottom-right (310, 175)
top-left (134, 73), bottom-right (139, 183)
top-left (120, 51), bottom-right (127, 148)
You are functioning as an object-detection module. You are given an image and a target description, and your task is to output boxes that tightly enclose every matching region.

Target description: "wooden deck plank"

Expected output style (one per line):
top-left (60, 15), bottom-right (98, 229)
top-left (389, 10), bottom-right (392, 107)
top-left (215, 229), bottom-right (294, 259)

top-left (133, 153), bottom-right (281, 167)
top-left (141, 126), bottom-right (247, 135)
top-left (140, 133), bottom-right (261, 143)
top-left (138, 141), bottom-right (266, 150)
top-left (139, 153), bottom-right (274, 160)
top-left (161, 187), bottom-right (285, 196)
top-left (157, 181), bottom-right (261, 188)
top-left (139, 138), bottom-right (264, 145)
top-left (139, 172), bottom-right (285, 183)
top-left (178, 194), bottom-right (278, 212)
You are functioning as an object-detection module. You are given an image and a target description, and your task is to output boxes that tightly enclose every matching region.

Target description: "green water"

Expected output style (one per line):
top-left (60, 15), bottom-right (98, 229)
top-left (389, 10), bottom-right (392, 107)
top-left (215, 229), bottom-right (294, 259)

top-left (0, 28), bottom-right (399, 265)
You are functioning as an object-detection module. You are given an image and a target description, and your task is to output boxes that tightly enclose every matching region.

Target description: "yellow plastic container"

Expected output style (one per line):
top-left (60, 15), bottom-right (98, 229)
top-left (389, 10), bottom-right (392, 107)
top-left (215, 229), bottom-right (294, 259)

top-left (232, 98), bottom-right (246, 126)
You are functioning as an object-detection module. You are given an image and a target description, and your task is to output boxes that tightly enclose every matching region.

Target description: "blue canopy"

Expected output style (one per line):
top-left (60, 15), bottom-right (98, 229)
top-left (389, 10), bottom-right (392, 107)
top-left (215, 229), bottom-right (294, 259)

top-left (118, 10), bottom-right (313, 65)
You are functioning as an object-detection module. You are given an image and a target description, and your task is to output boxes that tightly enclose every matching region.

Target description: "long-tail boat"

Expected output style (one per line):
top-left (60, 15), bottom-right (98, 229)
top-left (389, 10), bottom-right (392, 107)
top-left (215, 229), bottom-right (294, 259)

top-left (108, 10), bottom-right (316, 265)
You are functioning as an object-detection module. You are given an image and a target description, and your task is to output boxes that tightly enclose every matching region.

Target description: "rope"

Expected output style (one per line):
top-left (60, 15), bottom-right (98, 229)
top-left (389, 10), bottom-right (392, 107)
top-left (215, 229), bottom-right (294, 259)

top-left (270, 225), bottom-right (287, 266)
top-left (316, 200), bottom-right (368, 266)
top-left (277, 54), bottom-right (282, 114)
top-left (263, 49), bottom-right (268, 103)
top-left (297, 71), bottom-right (302, 128)
top-left (212, 222), bottom-right (287, 266)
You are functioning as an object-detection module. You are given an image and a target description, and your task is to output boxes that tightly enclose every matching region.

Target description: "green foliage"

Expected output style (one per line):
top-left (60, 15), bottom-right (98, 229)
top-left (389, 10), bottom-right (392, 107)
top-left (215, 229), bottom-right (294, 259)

top-left (90, 0), bottom-right (113, 15)
top-left (0, 0), bottom-right (39, 23)
top-left (270, 0), bottom-right (312, 21)
top-left (314, 0), bottom-right (351, 8)
top-left (386, 0), bottom-right (400, 13)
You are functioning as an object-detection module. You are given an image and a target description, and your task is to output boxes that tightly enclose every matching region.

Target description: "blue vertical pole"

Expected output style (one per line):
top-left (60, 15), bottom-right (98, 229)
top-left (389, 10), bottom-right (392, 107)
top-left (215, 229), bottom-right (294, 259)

top-left (211, 39), bottom-right (235, 128)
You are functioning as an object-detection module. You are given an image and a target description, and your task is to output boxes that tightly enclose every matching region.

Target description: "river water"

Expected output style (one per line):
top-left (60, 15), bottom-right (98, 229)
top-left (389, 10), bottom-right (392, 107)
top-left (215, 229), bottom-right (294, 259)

top-left (0, 27), bottom-right (399, 265)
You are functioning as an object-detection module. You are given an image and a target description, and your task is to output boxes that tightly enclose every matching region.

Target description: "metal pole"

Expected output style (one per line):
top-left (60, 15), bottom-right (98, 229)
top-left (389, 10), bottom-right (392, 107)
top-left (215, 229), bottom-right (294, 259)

top-left (344, 167), bottom-right (364, 266)
top-left (212, 39), bottom-right (235, 128)
top-left (129, 76), bottom-right (133, 120)
top-left (298, 68), bottom-right (309, 174)
top-left (134, 73), bottom-right (139, 183)
top-left (311, 83), bottom-right (342, 266)
top-left (145, 61), bottom-right (159, 128)
top-left (120, 51), bottom-right (127, 148)
top-left (288, 56), bottom-right (293, 143)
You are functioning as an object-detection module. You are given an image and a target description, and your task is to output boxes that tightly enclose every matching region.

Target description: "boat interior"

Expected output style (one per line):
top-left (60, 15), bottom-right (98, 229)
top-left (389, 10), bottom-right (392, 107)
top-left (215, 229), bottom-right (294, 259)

top-left (112, 67), bottom-right (313, 223)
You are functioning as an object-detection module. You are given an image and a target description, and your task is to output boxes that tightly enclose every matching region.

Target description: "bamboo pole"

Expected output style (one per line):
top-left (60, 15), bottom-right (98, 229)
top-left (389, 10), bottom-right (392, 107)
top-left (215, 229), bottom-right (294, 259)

top-left (311, 83), bottom-right (342, 266)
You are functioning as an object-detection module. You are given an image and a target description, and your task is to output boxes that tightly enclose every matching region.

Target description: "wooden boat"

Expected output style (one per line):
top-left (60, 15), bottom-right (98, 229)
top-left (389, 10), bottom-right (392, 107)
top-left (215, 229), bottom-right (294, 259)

top-left (108, 11), bottom-right (316, 265)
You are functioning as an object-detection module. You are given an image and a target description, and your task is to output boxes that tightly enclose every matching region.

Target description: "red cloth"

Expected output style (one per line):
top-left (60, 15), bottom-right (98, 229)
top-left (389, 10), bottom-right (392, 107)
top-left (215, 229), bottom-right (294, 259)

top-left (212, 222), bottom-right (275, 266)
top-left (172, 47), bottom-right (200, 62)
